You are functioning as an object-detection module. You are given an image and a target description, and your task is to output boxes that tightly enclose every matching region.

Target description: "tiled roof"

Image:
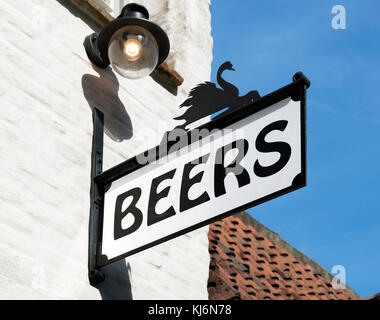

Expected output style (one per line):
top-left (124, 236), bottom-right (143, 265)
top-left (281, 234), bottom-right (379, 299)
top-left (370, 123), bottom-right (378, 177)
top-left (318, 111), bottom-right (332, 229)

top-left (367, 293), bottom-right (380, 300)
top-left (208, 212), bottom-right (360, 300)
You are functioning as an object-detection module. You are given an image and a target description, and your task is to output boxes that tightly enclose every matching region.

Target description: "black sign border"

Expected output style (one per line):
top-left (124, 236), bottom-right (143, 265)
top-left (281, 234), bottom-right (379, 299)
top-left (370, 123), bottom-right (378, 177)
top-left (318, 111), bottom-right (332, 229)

top-left (93, 73), bottom-right (309, 270)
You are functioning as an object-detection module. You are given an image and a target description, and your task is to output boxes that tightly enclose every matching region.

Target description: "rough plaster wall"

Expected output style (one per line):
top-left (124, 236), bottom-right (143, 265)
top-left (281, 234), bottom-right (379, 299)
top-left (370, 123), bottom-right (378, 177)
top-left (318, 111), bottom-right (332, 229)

top-left (0, 0), bottom-right (212, 299)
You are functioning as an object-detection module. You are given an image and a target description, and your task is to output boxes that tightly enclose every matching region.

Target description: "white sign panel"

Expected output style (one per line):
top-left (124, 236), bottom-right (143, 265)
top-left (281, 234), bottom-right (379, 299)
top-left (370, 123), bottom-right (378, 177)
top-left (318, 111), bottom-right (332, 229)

top-left (92, 75), bottom-right (309, 266)
top-left (95, 80), bottom-right (307, 265)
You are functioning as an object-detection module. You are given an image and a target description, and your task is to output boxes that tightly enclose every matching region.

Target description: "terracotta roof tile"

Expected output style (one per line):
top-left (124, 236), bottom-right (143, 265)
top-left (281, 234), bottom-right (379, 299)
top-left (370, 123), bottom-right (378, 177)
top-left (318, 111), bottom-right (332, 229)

top-left (208, 213), bottom-right (360, 300)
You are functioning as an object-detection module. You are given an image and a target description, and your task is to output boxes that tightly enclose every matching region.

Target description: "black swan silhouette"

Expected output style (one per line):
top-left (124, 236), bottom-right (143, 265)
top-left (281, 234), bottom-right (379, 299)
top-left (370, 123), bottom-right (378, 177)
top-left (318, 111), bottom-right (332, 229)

top-left (173, 61), bottom-right (260, 130)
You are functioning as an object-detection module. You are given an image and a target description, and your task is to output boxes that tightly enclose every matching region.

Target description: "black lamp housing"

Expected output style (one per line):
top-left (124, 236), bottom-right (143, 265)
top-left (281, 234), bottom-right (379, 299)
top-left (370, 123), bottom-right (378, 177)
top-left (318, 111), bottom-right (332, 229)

top-left (84, 3), bottom-right (170, 70)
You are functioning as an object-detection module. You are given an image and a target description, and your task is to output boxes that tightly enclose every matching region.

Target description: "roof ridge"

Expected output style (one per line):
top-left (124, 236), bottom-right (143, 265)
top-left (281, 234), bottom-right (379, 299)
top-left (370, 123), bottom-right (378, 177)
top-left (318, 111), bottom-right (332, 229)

top-left (234, 211), bottom-right (360, 298)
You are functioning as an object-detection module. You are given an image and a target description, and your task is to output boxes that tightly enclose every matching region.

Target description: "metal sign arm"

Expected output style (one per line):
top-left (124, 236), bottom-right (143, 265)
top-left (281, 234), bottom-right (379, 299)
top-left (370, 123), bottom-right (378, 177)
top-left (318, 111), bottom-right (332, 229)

top-left (88, 108), bottom-right (106, 285)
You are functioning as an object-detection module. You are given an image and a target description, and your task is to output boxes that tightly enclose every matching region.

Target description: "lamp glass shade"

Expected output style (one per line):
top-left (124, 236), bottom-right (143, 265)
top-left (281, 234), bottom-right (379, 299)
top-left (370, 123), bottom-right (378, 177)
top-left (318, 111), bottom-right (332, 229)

top-left (108, 25), bottom-right (159, 79)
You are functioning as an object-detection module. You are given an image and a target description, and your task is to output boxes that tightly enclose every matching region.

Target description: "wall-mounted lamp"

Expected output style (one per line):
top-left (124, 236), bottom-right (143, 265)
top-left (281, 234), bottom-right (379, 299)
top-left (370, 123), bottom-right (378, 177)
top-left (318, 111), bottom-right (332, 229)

top-left (84, 3), bottom-right (170, 79)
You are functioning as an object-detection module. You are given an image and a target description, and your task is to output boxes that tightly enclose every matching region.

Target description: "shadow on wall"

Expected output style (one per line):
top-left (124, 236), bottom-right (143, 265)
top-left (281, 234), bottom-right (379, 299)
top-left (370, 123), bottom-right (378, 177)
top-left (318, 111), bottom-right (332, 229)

top-left (82, 66), bottom-right (133, 142)
top-left (95, 261), bottom-right (133, 300)
top-left (84, 65), bottom-right (133, 299)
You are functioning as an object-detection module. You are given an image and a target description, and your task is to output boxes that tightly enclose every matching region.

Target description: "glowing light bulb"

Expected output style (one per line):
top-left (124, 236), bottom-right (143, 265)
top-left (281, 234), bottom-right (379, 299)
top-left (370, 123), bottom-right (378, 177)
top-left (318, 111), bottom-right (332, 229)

top-left (124, 39), bottom-right (142, 61)
top-left (108, 26), bottom-right (159, 79)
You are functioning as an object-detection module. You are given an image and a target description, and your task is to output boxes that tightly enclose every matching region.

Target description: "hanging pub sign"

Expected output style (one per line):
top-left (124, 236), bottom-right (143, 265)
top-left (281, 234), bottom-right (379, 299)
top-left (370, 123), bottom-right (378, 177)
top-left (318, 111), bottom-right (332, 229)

top-left (88, 62), bottom-right (310, 283)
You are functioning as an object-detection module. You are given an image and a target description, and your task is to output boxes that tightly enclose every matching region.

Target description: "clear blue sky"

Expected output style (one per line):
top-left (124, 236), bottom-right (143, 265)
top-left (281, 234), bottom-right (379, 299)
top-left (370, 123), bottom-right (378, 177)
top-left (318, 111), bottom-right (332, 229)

top-left (210, 0), bottom-right (380, 297)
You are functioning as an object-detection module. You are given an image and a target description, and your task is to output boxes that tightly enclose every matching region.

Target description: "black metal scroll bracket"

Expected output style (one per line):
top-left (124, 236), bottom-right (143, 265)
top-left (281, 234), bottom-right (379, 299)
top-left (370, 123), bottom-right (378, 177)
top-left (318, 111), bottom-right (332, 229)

top-left (86, 70), bottom-right (311, 286)
top-left (88, 108), bottom-right (106, 285)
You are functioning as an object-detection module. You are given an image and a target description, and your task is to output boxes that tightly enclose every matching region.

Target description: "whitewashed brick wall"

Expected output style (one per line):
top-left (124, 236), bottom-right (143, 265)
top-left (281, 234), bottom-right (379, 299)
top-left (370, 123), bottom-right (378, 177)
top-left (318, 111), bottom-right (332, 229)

top-left (0, 0), bottom-right (212, 299)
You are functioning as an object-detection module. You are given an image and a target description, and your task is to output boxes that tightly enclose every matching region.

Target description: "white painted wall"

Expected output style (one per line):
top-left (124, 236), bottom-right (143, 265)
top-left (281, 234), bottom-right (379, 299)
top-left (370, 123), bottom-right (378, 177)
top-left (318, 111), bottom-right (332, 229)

top-left (0, 0), bottom-right (212, 299)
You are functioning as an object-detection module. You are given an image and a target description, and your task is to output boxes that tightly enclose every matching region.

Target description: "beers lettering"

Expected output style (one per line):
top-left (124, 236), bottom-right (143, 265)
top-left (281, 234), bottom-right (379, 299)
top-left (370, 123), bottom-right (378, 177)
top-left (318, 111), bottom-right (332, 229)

top-left (114, 120), bottom-right (291, 240)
